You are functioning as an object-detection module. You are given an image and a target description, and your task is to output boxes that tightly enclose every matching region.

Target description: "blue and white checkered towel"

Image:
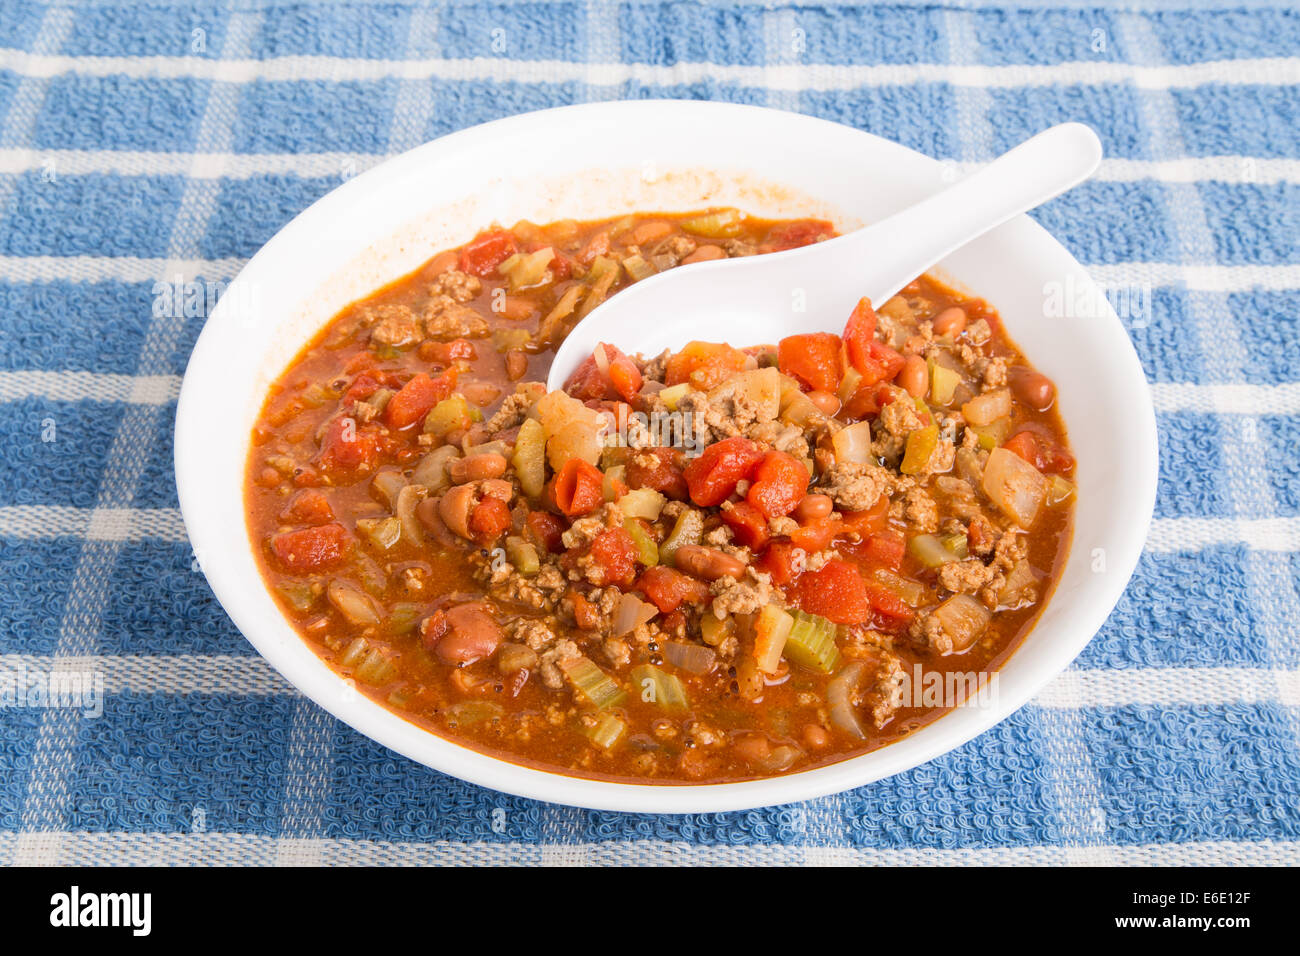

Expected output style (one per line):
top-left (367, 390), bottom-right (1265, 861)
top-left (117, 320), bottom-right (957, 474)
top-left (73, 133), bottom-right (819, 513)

top-left (1, 0), bottom-right (1297, 865)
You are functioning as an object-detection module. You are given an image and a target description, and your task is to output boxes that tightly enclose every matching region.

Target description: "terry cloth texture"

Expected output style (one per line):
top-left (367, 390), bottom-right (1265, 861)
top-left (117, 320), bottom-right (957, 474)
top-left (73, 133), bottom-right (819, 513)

top-left (0, 0), bottom-right (1297, 866)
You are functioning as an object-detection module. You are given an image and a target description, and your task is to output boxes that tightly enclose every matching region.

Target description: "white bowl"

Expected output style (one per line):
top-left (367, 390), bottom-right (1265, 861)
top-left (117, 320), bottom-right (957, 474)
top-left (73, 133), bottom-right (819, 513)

top-left (175, 100), bottom-right (1157, 814)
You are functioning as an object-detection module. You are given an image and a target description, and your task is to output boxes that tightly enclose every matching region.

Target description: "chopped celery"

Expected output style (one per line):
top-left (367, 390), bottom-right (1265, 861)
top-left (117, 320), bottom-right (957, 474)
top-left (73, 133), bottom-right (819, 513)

top-left (511, 417), bottom-right (547, 499)
top-left (1047, 475), bottom-right (1076, 507)
top-left (499, 247), bottom-right (555, 291)
top-left (275, 580), bottom-right (317, 613)
top-left (339, 637), bottom-right (368, 668)
top-left (446, 701), bottom-right (504, 727)
top-left (629, 664), bottom-right (689, 712)
top-left (699, 613), bottom-right (734, 648)
top-left (356, 516), bottom-right (401, 551)
top-left (928, 360), bottom-right (961, 407)
top-left (560, 656), bottom-right (627, 709)
top-left (968, 418), bottom-right (1010, 452)
top-left (784, 610), bottom-right (842, 674)
top-left (370, 469), bottom-right (407, 508)
top-left (423, 395), bottom-right (475, 436)
top-left (681, 208), bottom-right (743, 238)
top-left (301, 382), bottom-right (334, 407)
top-left (618, 487), bottom-right (666, 521)
top-left (940, 532), bottom-right (970, 560)
top-left (659, 383), bottom-right (691, 411)
top-left (354, 646), bottom-right (398, 686)
top-left (660, 508), bottom-right (703, 566)
top-left (871, 568), bottom-right (929, 607)
top-left (754, 605), bottom-right (794, 675)
top-left (505, 535), bottom-right (540, 576)
top-left (623, 518), bottom-right (659, 567)
top-left (602, 464), bottom-right (626, 502)
top-left (836, 367), bottom-right (863, 405)
top-left (622, 253), bottom-right (656, 282)
top-left (585, 712), bottom-right (627, 751)
top-left (492, 327), bottom-right (532, 352)
top-left (900, 422), bottom-right (939, 475)
top-left (386, 602), bottom-right (422, 635)
top-left (908, 533), bottom-right (963, 568)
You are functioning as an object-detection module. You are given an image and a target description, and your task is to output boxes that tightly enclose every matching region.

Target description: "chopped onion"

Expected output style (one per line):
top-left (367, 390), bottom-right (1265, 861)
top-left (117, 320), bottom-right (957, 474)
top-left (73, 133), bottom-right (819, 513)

top-left (612, 592), bottom-right (658, 637)
top-left (931, 594), bottom-right (991, 653)
top-left (327, 580), bottom-right (381, 627)
top-left (826, 662), bottom-right (867, 739)
top-left (662, 640), bottom-right (717, 675)
top-left (831, 420), bottom-right (875, 463)
top-left (395, 484), bottom-right (427, 545)
top-left (592, 343), bottom-right (611, 375)
top-left (961, 388), bottom-right (1012, 426)
top-left (982, 447), bottom-right (1047, 527)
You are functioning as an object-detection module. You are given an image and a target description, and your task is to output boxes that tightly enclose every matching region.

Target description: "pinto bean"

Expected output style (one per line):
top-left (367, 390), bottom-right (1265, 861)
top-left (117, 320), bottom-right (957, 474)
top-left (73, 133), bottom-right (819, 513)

top-left (673, 545), bottom-right (744, 581)
top-left (478, 478), bottom-right (514, 502)
top-left (932, 306), bottom-right (967, 337)
top-left (1008, 365), bottom-right (1056, 411)
top-left (462, 382), bottom-right (502, 407)
top-left (803, 724), bottom-right (830, 749)
top-left (416, 496), bottom-right (462, 549)
top-left (793, 493), bottom-right (834, 523)
top-left (505, 348), bottom-right (529, 381)
top-left (630, 220), bottom-right (674, 245)
top-left (806, 390), bottom-right (841, 415)
top-left (434, 602), bottom-right (503, 665)
top-left (899, 353), bottom-right (929, 398)
top-left (681, 244), bottom-right (725, 265)
top-left (449, 452), bottom-right (508, 483)
top-left (438, 484), bottom-right (477, 539)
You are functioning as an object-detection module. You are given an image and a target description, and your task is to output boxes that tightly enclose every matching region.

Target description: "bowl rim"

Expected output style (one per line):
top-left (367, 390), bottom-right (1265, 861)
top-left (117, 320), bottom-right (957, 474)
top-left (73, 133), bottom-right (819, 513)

top-left (175, 99), bottom-right (1158, 814)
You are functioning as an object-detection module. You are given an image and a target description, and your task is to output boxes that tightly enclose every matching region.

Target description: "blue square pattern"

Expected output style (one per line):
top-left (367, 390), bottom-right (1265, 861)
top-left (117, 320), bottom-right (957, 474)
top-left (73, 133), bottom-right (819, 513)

top-left (0, 281), bottom-right (158, 375)
top-left (0, 173), bottom-right (185, 258)
top-left (253, 3), bottom-right (414, 59)
top-left (1231, 291), bottom-right (1300, 384)
top-left (425, 78), bottom-right (582, 138)
top-left (34, 75), bottom-right (210, 154)
top-left (987, 84), bottom-right (1148, 160)
top-left (1198, 181), bottom-right (1299, 266)
top-left (1149, 8), bottom-right (1300, 65)
top-left (802, 85), bottom-right (958, 158)
top-left (1171, 85), bottom-right (1300, 160)
top-left (0, 398), bottom-right (119, 509)
top-left (200, 174), bottom-right (336, 260)
top-left (1085, 704), bottom-right (1300, 845)
top-left (791, 5), bottom-right (947, 66)
top-left (973, 8), bottom-right (1125, 65)
top-left (59, 3), bottom-right (230, 58)
top-left (1154, 412), bottom-right (1234, 519)
top-left (1028, 180), bottom-right (1174, 265)
top-left (1077, 548), bottom-right (1272, 671)
top-left (1124, 285), bottom-right (1202, 385)
top-left (0, 538), bottom-right (84, 657)
top-left (438, 2), bottom-right (585, 63)
top-left (233, 79), bottom-right (400, 154)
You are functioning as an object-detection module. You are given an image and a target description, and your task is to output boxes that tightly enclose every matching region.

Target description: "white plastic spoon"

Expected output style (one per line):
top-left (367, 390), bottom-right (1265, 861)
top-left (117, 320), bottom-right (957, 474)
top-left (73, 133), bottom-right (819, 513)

top-left (546, 122), bottom-right (1102, 390)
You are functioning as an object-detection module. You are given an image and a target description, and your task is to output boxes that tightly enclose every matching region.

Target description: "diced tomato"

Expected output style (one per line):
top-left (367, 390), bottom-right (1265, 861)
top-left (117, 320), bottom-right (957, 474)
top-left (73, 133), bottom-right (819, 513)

top-left (383, 369), bottom-right (457, 429)
top-left (468, 496), bottom-right (512, 545)
top-left (1003, 428), bottom-right (1075, 475)
top-left (602, 344), bottom-right (643, 403)
top-left (291, 465), bottom-right (320, 488)
top-left (636, 566), bottom-right (712, 614)
top-left (842, 297), bottom-right (878, 375)
top-left (343, 373), bottom-right (382, 404)
top-left (526, 510), bottom-right (566, 553)
top-left (549, 250), bottom-right (575, 281)
top-left (319, 417), bottom-right (383, 472)
top-left (682, 436), bottom-right (765, 507)
top-left (589, 527), bottom-right (637, 587)
top-left (458, 228), bottom-right (518, 277)
top-left (664, 341), bottom-right (749, 391)
top-left (838, 497), bottom-right (889, 537)
top-left (787, 514), bottom-right (842, 552)
top-left (271, 522), bottom-right (351, 572)
top-left (756, 541), bottom-right (802, 586)
top-left (280, 489), bottom-right (334, 526)
top-left (567, 589), bottom-right (601, 630)
top-left (860, 530), bottom-right (905, 571)
top-left (793, 559), bottom-right (872, 624)
top-left (863, 580), bottom-right (915, 624)
top-left (747, 449), bottom-right (811, 519)
top-left (721, 501), bottom-right (770, 549)
top-left (564, 355), bottom-right (612, 401)
top-left (852, 340), bottom-right (906, 388)
top-left (418, 338), bottom-right (477, 365)
top-left (778, 333), bottom-right (842, 393)
top-left (840, 379), bottom-right (894, 420)
top-left (554, 459), bottom-right (605, 516)
top-left (761, 218), bottom-right (835, 252)
top-left (626, 446), bottom-right (688, 500)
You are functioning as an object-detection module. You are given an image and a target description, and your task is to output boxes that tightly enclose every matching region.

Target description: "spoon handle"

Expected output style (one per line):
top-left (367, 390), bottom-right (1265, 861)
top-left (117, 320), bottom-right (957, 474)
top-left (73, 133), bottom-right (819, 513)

top-left (840, 122), bottom-right (1103, 306)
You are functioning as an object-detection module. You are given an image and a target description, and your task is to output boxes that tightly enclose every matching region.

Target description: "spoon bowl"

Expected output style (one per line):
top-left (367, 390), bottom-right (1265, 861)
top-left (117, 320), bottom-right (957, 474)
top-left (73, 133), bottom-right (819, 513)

top-left (547, 122), bottom-right (1103, 390)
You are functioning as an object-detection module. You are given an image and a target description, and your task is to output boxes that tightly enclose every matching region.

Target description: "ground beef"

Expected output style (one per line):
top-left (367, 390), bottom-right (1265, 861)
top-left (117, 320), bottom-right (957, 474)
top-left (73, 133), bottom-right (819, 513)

top-left (430, 269), bottom-right (481, 303)
top-left (878, 388), bottom-right (924, 438)
top-left (538, 639), bottom-right (581, 689)
top-left (937, 559), bottom-right (999, 594)
top-left (854, 647), bottom-right (907, 728)
top-left (425, 297), bottom-right (489, 339)
top-left (902, 487), bottom-right (940, 533)
top-left (709, 567), bottom-right (778, 617)
top-left (822, 461), bottom-right (890, 512)
top-left (368, 304), bottom-right (423, 348)
top-left (746, 421), bottom-right (810, 459)
top-left (512, 617), bottom-right (557, 651)
top-left (482, 384), bottom-right (543, 436)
